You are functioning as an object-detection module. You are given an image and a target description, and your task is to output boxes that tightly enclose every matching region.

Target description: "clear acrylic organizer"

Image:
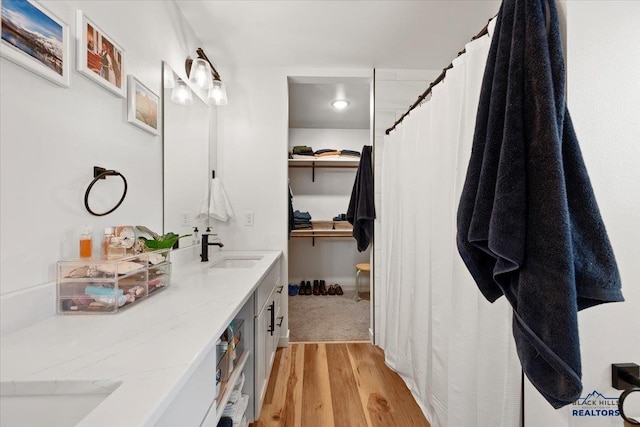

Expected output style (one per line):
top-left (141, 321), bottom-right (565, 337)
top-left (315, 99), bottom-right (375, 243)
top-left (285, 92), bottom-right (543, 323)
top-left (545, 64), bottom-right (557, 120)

top-left (56, 249), bottom-right (171, 314)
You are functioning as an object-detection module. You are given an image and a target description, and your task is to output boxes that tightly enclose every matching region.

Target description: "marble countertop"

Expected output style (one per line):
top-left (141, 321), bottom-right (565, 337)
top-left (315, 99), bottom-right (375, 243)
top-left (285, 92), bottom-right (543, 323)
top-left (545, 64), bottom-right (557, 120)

top-left (0, 249), bottom-right (282, 427)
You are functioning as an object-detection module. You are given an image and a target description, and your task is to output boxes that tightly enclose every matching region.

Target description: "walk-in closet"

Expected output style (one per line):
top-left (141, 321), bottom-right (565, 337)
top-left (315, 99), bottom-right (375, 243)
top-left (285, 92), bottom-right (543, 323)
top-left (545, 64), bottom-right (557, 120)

top-left (286, 75), bottom-right (373, 342)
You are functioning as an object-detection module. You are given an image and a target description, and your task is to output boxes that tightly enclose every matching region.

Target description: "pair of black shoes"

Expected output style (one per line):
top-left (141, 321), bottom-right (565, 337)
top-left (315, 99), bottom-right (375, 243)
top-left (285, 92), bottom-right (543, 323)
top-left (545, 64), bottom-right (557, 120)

top-left (297, 280), bottom-right (327, 295)
top-left (298, 281), bottom-right (312, 295)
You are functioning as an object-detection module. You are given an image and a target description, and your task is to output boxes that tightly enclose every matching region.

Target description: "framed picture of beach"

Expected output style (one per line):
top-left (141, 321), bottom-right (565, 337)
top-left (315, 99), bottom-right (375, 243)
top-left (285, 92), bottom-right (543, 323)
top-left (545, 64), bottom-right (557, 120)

top-left (0, 0), bottom-right (70, 87)
top-left (127, 75), bottom-right (160, 135)
top-left (76, 10), bottom-right (124, 97)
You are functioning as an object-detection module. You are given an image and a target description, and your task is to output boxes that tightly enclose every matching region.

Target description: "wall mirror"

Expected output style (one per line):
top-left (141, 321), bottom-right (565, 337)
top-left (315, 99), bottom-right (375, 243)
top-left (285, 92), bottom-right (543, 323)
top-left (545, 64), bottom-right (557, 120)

top-left (162, 61), bottom-right (211, 246)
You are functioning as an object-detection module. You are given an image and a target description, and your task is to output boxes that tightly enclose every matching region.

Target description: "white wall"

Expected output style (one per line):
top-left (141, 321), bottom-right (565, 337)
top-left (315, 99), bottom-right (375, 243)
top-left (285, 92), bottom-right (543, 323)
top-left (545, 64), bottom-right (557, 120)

top-left (0, 1), bottom-right (206, 331)
top-left (524, 2), bottom-right (640, 426)
top-left (214, 67), bottom-right (372, 343)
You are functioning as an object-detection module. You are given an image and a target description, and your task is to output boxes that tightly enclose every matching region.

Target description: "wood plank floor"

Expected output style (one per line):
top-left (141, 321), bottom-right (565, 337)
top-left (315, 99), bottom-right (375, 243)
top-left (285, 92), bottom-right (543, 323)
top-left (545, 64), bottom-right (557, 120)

top-left (251, 342), bottom-right (430, 427)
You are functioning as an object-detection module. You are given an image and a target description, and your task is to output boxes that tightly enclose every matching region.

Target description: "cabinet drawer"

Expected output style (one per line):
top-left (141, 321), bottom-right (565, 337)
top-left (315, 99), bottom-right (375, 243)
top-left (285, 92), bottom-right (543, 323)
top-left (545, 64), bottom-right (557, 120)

top-left (255, 262), bottom-right (281, 312)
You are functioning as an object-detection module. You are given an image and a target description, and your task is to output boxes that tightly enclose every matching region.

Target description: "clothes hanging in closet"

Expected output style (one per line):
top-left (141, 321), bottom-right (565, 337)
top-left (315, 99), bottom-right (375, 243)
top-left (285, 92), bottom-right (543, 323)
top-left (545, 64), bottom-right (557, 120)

top-left (347, 145), bottom-right (375, 252)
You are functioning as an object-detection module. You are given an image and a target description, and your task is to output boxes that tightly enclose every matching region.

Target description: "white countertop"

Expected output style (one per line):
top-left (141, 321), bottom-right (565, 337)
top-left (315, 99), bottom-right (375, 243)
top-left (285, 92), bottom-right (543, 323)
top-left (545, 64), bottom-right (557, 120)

top-left (0, 250), bottom-right (282, 427)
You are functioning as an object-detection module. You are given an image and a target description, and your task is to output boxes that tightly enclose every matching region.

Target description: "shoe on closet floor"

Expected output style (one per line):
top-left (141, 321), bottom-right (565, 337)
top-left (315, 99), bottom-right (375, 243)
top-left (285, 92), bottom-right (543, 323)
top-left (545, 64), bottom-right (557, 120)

top-left (334, 284), bottom-right (344, 295)
top-left (313, 280), bottom-right (320, 295)
top-left (305, 281), bottom-right (312, 295)
top-left (327, 284), bottom-right (336, 295)
top-left (288, 284), bottom-right (298, 296)
top-left (320, 280), bottom-right (327, 295)
top-left (298, 281), bottom-right (306, 295)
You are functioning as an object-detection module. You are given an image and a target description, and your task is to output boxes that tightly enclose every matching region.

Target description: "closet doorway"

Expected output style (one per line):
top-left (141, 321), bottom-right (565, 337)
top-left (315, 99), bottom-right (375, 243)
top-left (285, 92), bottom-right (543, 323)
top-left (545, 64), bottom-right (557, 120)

top-left (287, 75), bottom-right (374, 343)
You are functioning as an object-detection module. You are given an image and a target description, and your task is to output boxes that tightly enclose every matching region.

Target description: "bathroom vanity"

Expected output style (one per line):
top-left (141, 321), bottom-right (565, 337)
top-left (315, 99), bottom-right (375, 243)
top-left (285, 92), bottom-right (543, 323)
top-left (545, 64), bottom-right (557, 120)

top-left (0, 249), bottom-right (282, 427)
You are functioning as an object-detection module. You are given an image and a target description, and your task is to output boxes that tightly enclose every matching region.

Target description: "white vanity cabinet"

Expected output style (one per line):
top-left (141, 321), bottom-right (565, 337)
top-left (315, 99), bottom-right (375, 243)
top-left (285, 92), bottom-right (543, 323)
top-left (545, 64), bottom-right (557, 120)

top-left (155, 340), bottom-right (219, 427)
top-left (254, 261), bottom-right (283, 418)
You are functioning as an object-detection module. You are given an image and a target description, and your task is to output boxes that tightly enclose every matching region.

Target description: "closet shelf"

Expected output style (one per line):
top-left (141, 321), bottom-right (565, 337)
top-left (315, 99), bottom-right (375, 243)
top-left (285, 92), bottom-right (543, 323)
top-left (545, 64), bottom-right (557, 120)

top-left (288, 158), bottom-right (360, 167)
top-left (290, 229), bottom-right (353, 246)
top-left (288, 158), bottom-right (359, 182)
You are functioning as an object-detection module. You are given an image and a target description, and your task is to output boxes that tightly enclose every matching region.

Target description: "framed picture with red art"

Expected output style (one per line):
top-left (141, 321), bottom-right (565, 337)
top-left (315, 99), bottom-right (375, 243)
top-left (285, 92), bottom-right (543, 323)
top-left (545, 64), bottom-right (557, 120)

top-left (127, 75), bottom-right (160, 135)
top-left (76, 10), bottom-right (124, 97)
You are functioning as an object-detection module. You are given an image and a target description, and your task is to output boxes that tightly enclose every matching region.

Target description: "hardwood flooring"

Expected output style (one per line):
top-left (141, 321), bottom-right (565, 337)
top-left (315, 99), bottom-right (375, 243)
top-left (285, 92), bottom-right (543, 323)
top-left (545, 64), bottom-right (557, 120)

top-left (251, 342), bottom-right (430, 427)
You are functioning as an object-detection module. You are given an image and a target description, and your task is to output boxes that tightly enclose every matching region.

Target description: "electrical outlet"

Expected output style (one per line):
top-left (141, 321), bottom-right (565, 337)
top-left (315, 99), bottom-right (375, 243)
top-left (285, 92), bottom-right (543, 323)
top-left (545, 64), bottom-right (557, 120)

top-left (244, 211), bottom-right (254, 226)
top-left (180, 212), bottom-right (190, 226)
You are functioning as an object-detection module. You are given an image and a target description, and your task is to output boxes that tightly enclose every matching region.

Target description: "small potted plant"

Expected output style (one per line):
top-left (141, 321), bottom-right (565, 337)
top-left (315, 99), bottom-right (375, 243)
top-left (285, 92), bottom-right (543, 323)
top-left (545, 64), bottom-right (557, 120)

top-left (136, 226), bottom-right (190, 250)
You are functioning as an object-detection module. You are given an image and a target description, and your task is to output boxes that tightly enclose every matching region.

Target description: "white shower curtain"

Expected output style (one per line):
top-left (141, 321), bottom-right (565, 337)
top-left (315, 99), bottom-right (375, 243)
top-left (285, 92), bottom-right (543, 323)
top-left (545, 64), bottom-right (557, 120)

top-left (379, 21), bottom-right (522, 427)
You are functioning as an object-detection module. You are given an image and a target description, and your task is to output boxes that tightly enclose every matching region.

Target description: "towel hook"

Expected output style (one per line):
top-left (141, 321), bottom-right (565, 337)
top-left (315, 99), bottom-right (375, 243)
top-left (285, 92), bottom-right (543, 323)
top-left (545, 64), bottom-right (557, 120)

top-left (84, 166), bottom-right (128, 216)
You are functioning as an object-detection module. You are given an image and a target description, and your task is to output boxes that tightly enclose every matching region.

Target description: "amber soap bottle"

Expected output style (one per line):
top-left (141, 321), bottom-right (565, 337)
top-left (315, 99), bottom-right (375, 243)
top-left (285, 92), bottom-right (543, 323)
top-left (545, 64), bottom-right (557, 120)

top-left (79, 226), bottom-right (93, 258)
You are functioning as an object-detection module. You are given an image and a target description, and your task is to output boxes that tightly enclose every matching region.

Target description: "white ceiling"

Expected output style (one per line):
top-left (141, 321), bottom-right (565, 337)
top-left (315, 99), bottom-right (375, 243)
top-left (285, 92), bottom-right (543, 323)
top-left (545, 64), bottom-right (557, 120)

top-left (175, 0), bottom-right (501, 128)
top-left (288, 79), bottom-right (371, 129)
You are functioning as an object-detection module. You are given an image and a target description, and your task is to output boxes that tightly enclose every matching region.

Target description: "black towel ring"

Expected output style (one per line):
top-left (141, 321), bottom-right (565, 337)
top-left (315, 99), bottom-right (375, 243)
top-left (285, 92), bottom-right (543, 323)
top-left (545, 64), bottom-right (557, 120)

top-left (84, 167), bottom-right (128, 216)
top-left (619, 388), bottom-right (640, 425)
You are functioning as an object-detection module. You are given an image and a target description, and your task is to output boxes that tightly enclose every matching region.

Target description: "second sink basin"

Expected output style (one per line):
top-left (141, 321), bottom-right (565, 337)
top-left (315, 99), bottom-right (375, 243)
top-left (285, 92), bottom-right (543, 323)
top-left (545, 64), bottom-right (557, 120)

top-left (210, 256), bottom-right (263, 269)
top-left (0, 380), bottom-right (121, 427)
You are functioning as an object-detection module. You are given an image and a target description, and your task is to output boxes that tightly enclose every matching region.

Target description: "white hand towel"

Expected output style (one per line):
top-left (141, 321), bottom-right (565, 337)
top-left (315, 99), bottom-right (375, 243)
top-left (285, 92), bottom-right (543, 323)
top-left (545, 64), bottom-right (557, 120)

top-left (195, 184), bottom-right (210, 221)
top-left (210, 177), bottom-right (234, 221)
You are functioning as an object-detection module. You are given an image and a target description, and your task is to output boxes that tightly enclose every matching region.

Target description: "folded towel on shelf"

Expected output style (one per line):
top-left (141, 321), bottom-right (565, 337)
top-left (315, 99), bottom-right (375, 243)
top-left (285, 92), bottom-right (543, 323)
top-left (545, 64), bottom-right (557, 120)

top-left (314, 149), bottom-right (341, 157)
top-left (292, 145), bottom-right (314, 155)
top-left (314, 148), bottom-right (338, 154)
top-left (456, 0), bottom-right (624, 409)
top-left (340, 149), bottom-right (361, 157)
top-left (293, 210), bottom-right (311, 221)
top-left (210, 178), bottom-right (234, 222)
top-left (222, 394), bottom-right (249, 425)
top-left (227, 389), bottom-right (241, 405)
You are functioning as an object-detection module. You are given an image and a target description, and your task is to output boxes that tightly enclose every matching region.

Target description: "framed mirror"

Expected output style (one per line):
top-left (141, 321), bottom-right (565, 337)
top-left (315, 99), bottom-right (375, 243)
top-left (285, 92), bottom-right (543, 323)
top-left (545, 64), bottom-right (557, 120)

top-left (162, 61), bottom-right (211, 247)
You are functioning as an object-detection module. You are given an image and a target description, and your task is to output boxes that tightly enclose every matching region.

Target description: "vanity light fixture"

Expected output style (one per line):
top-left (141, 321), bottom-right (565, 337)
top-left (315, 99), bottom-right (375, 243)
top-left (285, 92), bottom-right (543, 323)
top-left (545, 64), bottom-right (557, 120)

top-left (208, 80), bottom-right (228, 106)
top-left (171, 78), bottom-right (193, 105)
top-left (186, 47), bottom-right (228, 106)
top-left (332, 99), bottom-right (349, 110)
top-left (188, 58), bottom-right (213, 89)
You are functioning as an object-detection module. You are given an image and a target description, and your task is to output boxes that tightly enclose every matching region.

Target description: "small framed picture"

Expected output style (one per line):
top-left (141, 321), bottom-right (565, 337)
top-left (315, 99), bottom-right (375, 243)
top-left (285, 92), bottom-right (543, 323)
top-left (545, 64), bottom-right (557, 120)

top-left (127, 75), bottom-right (160, 135)
top-left (0, 0), bottom-right (70, 87)
top-left (76, 10), bottom-right (124, 97)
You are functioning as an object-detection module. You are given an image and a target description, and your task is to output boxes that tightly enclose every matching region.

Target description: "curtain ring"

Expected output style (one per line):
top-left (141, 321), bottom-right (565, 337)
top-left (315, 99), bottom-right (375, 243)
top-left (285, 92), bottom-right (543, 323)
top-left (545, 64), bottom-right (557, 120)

top-left (84, 168), bottom-right (128, 216)
top-left (619, 388), bottom-right (640, 425)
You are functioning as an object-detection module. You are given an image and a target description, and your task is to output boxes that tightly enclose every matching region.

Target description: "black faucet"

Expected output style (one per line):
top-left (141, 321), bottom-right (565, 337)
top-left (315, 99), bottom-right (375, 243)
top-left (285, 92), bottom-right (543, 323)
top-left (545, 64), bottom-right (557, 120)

top-left (201, 234), bottom-right (224, 262)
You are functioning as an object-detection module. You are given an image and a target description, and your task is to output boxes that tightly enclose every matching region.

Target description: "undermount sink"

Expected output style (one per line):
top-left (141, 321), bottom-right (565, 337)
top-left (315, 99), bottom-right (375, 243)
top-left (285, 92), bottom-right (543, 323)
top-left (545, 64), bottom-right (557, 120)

top-left (0, 380), bottom-right (121, 427)
top-left (210, 256), bottom-right (263, 269)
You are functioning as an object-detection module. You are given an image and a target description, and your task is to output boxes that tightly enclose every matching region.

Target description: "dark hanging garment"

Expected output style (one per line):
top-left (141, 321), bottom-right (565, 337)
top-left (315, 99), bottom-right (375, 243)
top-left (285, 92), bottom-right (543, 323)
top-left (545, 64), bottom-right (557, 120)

top-left (347, 145), bottom-right (375, 252)
top-left (288, 185), bottom-right (295, 236)
top-left (456, 0), bottom-right (623, 409)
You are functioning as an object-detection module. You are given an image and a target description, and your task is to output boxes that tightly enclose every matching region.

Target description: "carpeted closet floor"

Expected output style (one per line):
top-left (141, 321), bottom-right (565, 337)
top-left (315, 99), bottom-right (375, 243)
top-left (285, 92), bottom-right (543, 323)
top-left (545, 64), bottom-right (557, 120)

top-left (288, 290), bottom-right (370, 342)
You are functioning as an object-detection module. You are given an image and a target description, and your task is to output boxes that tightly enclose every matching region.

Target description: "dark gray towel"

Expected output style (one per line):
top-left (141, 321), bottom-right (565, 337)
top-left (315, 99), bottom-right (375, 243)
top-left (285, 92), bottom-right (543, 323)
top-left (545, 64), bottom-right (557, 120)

top-left (456, 0), bottom-right (624, 409)
top-left (347, 145), bottom-right (375, 252)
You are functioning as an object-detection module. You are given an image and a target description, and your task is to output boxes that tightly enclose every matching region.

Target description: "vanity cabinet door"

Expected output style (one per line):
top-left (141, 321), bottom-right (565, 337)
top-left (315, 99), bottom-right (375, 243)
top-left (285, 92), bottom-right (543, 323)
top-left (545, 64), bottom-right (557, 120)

top-left (255, 299), bottom-right (270, 414)
top-left (254, 261), bottom-right (281, 419)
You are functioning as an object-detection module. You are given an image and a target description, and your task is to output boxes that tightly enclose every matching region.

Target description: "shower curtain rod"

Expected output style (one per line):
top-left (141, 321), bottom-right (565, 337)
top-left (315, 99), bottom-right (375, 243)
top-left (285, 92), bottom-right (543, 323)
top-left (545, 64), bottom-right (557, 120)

top-left (385, 15), bottom-right (496, 135)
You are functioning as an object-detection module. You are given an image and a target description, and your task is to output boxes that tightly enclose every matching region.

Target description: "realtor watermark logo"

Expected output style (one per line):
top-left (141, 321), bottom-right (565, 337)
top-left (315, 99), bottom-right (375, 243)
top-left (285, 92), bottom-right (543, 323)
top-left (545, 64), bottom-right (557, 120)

top-left (571, 390), bottom-right (620, 418)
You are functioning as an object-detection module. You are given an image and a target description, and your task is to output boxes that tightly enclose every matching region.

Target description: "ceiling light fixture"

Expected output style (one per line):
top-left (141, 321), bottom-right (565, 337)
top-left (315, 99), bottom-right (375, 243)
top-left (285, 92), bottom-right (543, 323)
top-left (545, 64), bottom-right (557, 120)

top-left (332, 99), bottom-right (349, 110)
top-left (186, 48), bottom-right (228, 106)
